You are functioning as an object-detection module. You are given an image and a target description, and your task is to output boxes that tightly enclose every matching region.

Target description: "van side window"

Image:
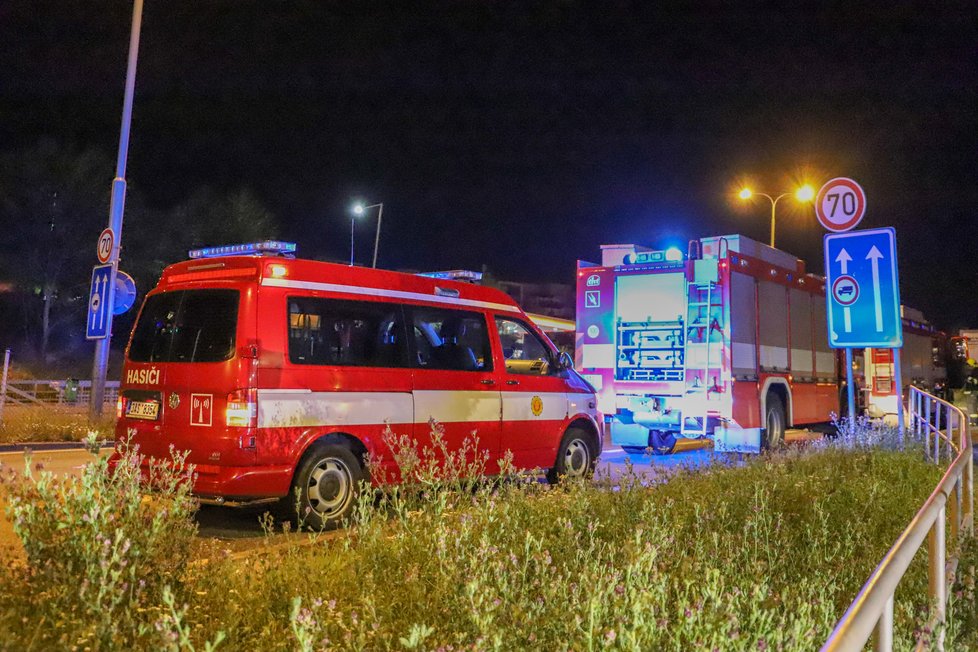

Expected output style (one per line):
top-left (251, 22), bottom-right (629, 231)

top-left (287, 298), bottom-right (406, 367)
top-left (409, 307), bottom-right (492, 372)
top-left (495, 317), bottom-right (555, 376)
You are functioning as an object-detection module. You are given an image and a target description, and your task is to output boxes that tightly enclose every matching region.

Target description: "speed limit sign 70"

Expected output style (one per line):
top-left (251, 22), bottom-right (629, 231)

top-left (96, 228), bottom-right (115, 264)
top-left (815, 177), bottom-right (866, 232)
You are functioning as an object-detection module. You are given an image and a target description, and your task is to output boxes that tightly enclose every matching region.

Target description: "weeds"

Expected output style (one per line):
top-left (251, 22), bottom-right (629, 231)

top-left (0, 434), bottom-right (201, 649)
top-left (0, 405), bottom-right (115, 444)
top-left (0, 422), bottom-right (962, 650)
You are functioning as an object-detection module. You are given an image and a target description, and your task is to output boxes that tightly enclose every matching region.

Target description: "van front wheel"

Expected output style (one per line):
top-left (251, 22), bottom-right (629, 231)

top-left (547, 427), bottom-right (595, 484)
top-left (289, 443), bottom-right (364, 531)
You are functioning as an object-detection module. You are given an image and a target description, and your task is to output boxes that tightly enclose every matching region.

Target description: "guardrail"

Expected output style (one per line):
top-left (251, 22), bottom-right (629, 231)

top-left (822, 386), bottom-right (974, 651)
top-left (1, 380), bottom-right (120, 406)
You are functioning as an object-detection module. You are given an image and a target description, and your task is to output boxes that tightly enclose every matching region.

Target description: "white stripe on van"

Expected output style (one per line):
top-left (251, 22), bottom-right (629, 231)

top-left (256, 389), bottom-right (575, 429)
top-left (257, 390), bottom-right (413, 429)
top-left (413, 390), bottom-right (502, 424)
top-left (501, 391), bottom-right (568, 421)
top-left (261, 277), bottom-right (521, 313)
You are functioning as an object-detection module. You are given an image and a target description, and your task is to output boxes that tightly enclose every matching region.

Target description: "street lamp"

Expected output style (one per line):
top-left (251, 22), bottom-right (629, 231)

top-left (737, 184), bottom-right (815, 249)
top-left (350, 202), bottom-right (384, 268)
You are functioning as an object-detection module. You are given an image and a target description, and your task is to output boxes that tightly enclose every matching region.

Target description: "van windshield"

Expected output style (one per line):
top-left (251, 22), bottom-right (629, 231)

top-left (129, 290), bottom-right (239, 363)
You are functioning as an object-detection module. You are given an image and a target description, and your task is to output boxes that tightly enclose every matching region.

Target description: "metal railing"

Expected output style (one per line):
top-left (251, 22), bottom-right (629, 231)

top-left (822, 386), bottom-right (974, 651)
top-left (1, 380), bottom-right (120, 407)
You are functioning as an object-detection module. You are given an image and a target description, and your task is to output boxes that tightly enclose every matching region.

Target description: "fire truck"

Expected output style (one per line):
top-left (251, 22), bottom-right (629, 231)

top-left (860, 309), bottom-right (948, 419)
top-left (574, 234), bottom-right (950, 454)
top-left (575, 234), bottom-right (840, 454)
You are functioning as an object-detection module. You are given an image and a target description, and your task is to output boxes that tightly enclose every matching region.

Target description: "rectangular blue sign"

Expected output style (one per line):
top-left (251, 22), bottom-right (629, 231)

top-left (823, 227), bottom-right (902, 348)
top-left (86, 263), bottom-right (113, 340)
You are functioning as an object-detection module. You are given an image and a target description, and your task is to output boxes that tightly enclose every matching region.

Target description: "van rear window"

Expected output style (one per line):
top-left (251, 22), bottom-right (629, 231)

top-left (129, 290), bottom-right (239, 363)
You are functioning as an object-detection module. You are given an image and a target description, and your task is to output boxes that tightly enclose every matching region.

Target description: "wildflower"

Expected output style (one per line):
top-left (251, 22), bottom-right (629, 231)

top-left (757, 638), bottom-right (767, 650)
top-left (605, 630), bottom-right (617, 643)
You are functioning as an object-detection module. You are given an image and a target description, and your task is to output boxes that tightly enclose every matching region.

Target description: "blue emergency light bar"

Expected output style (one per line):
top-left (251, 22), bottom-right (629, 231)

top-left (188, 241), bottom-right (297, 259)
top-left (418, 269), bottom-right (483, 283)
top-left (623, 247), bottom-right (684, 265)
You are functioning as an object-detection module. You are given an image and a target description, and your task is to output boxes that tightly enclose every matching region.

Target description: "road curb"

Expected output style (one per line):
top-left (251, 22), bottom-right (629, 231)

top-left (0, 441), bottom-right (114, 454)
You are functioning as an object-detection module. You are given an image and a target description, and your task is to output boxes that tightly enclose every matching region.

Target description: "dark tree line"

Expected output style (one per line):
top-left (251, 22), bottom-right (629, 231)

top-left (0, 139), bottom-right (278, 375)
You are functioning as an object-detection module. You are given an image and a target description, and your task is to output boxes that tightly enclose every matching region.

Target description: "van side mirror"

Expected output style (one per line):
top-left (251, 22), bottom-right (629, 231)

top-left (558, 351), bottom-right (574, 371)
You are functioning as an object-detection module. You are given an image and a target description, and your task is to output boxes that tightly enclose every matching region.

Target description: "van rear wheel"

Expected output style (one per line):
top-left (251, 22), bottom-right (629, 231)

top-left (547, 427), bottom-right (596, 484)
top-left (289, 443), bottom-right (364, 531)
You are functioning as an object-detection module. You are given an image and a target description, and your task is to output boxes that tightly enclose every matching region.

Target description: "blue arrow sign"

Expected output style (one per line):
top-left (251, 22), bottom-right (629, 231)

top-left (823, 227), bottom-right (902, 348)
top-left (86, 264), bottom-right (114, 340)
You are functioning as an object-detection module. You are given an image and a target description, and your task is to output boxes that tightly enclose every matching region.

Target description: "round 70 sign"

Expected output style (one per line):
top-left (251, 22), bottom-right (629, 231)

top-left (96, 228), bottom-right (115, 264)
top-left (816, 177), bottom-right (866, 232)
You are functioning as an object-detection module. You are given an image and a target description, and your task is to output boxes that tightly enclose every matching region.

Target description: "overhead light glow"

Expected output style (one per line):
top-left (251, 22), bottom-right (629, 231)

top-left (352, 203), bottom-right (365, 215)
top-left (795, 184), bottom-right (815, 202)
top-left (738, 188), bottom-right (753, 200)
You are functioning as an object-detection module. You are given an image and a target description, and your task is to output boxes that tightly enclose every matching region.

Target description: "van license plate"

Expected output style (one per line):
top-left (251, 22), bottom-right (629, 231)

top-left (126, 400), bottom-right (160, 420)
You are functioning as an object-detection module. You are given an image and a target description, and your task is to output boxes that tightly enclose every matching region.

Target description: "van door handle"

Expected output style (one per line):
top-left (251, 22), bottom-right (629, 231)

top-left (480, 379), bottom-right (496, 386)
top-left (506, 380), bottom-right (520, 386)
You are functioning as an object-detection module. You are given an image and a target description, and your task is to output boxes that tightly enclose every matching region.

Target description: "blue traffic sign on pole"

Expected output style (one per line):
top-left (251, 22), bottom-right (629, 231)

top-left (86, 264), bottom-right (114, 340)
top-left (823, 227), bottom-right (902, 349)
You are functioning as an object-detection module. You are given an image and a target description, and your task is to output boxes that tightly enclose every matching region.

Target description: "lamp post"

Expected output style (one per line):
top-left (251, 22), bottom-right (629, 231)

top-left (90, 0), bottom-right (144, 420)
top-left (350, 202), bottom-right (384, 268)
top-left (738, 185), bottom-right (815, 249)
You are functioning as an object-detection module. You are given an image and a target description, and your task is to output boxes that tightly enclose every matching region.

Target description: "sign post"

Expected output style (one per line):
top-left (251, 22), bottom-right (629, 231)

top-left (89, 0), bottom-right (144, 421)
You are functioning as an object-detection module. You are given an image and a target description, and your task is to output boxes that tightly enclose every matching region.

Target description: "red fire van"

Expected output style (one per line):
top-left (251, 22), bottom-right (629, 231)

top-left (113, 242), bottom-right (601, 528)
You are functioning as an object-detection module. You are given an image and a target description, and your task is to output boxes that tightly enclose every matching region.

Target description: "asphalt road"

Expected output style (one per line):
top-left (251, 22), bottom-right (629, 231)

top-left (0, 430), bottom-right (822, 553)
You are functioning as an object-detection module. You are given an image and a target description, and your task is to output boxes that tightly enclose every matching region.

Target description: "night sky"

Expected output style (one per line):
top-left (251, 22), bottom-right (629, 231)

top-left (2, 1), bottom-right (976, 328)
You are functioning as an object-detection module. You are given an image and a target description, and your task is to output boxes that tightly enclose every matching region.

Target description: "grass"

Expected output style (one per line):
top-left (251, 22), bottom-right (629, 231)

top-left (0, 425), bottom-right (971, 650)
top-left (0, 405), bottom-right (114, 444)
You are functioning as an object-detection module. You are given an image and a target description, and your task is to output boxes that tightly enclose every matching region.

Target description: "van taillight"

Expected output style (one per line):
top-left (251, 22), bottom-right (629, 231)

top-left (226, 388), bottom-right (257, 428)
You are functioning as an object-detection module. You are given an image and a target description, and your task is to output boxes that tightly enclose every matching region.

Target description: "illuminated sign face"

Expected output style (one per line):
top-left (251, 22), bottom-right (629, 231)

top-left (586, 274), bottom-right (601, 287)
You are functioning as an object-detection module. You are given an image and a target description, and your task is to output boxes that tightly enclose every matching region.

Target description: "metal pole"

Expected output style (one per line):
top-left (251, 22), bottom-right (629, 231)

top-left (770, 198), bottom-right (777, 248)
top-left (371, 202), bottom-right (383, 268)
top-left (928, 506), bottom-right (946, 649)
top-left (350, 213), bottom-right (355, 266)
top-left (846, 348), bottom-right (856, 422)
top-left (872, 594), bottom-right (893, 652)
top-left (0, 349), bottom-right (10, 424)
top-left (893, 348), bottom-right (905, 445)
top-left (89, 0), bottom-right (144, 421)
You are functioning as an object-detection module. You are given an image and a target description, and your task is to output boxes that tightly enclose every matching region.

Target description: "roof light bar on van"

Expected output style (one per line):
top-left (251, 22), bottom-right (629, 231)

top-left (188, 241), bottom-right (297, 259)
top-left (418, 269), bottom-right (483, 283)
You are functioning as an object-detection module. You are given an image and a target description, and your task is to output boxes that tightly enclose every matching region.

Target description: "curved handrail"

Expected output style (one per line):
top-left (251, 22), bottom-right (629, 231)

top-left (822, 386), bottom-right (974, 651)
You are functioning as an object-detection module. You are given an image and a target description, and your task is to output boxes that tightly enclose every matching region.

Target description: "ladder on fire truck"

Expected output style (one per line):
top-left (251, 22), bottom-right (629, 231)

top-left (681, 268), bottom-right (725, 438)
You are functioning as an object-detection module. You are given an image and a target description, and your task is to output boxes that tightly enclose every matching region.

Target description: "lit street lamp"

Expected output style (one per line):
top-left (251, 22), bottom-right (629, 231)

top-left (738, 185), bottom-right (815, 249)
top-left (350, 202), bottom-right (384, 268)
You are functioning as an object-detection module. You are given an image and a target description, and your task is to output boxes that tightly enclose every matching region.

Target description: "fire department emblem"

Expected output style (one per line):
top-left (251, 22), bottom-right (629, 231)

top-left (530, 396), bottom-right (543, 417)
top-left (168, 393), bottom-right (180, 409)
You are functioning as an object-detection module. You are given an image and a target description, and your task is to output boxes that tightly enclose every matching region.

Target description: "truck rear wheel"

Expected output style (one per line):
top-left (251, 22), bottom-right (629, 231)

top-left (649, 429), bottom-right (677, 455)
top-left (763, 395), bottom-right (786, 450)
top-left (288, 442), bottom-right (364, 531)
